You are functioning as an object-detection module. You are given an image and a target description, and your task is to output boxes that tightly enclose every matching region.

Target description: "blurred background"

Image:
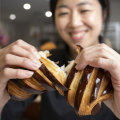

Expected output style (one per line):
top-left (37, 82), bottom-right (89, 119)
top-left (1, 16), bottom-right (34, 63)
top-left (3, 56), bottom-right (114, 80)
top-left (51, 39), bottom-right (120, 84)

top-left (0, 0), bottom-right (63, 51)
top-left (0, 0), bottom-right (120, 120)
top-left (0, 0), bottom-right (120, 51)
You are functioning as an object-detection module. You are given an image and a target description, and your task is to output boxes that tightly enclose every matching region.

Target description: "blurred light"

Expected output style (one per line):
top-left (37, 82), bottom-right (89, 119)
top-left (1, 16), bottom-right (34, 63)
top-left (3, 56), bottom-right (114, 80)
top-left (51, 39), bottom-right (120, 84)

top-left (45, 11), bottom-right (52, 17)
top-left (23, 3), bottom-right (31, 10)
top-left (9, 14), bottom-right (16, 20)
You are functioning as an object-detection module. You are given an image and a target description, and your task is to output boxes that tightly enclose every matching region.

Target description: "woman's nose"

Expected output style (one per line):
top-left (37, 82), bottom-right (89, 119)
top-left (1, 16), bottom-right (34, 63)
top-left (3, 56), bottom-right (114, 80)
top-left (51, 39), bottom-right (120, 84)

top-left (69, 12), bottom-right (83, 28)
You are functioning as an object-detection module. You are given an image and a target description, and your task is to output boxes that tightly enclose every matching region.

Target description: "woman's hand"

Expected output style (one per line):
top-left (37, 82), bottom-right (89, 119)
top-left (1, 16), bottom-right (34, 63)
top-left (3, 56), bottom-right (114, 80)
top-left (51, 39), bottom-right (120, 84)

top-left (0, 39), bottom-right (41, 113)
top-left (75, 43), bottom-right (120, 119)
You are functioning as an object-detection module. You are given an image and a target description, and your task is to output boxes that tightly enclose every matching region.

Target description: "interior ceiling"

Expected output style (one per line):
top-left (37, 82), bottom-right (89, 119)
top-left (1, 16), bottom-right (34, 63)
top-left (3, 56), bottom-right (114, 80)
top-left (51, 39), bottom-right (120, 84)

top-left (0, 0), bottom-right (52, 24)
top-left (0, 0), bottom-right (120, 24)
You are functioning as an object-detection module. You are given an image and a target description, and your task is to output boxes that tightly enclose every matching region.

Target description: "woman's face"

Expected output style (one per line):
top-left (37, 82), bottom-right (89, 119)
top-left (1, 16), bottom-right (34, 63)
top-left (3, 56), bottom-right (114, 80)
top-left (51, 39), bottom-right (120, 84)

top-left (55, 0), bottom-right (104, 49)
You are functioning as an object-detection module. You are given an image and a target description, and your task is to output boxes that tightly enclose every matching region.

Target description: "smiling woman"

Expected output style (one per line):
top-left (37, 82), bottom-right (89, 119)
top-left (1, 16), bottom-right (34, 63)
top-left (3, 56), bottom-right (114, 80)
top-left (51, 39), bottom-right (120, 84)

top-left (55, 0), bottom-right (103, 49)
top-left (0, 0), bottom-right (120, 120)
top-left (40, 0), bottom-right (119, 119)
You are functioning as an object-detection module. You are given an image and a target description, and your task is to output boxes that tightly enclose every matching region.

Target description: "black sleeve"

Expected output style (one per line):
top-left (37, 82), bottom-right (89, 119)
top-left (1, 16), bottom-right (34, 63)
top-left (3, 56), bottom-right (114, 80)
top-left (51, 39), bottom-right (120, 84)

top-left (1, 95), bottom-right (37, 120)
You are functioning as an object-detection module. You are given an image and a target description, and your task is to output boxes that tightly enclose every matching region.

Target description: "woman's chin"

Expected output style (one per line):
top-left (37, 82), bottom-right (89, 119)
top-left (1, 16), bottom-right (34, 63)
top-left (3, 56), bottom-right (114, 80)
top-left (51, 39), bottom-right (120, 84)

top-left (73, 41), bottom-right (84, 48)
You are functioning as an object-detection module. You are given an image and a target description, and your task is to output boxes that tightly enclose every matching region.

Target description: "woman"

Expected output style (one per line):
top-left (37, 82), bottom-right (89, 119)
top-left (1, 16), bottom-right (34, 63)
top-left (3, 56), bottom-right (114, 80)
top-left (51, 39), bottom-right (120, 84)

top-left (41, 0), bottom-right (120, 120)
top-left (0, 0), bottom-right (120, 120)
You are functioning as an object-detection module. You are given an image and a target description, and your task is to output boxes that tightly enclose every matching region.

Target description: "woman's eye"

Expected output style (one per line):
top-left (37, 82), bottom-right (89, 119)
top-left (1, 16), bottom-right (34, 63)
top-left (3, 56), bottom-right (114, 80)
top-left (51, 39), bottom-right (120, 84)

top-left (58, 12), bottom-right (68, 16)
top-left (81, 10), bottom-right (90, 13)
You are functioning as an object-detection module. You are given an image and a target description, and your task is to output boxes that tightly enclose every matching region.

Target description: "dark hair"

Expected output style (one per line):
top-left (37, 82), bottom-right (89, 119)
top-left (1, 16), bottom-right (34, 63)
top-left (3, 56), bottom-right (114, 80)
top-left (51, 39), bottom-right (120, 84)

top-left (49, 0), bottom-right (58, 21)
top-left (49, 0), bottom-right (110, 41)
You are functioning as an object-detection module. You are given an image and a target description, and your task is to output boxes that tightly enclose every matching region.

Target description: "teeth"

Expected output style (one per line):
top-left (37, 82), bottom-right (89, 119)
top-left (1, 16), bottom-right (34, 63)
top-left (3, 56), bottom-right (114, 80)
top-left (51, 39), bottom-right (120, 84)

top-left (71, 33), bottom-right (83, 38)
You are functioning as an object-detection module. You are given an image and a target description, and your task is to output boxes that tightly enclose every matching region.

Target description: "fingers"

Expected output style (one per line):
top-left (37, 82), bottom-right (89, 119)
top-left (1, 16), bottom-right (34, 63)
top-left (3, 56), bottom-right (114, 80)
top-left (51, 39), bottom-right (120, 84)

top-left (85, 44), bottom-right (120, 60)
top-left (0, 39), bottom-right (41, 70)
top-left (0, 67), bottom-right (34, 105)
top-left (0, 40), bottom-right (41, 106)
top-left (0, 68), bottom-right (34, 85)
top-left (0, 39), bottom-right (41, 86)
top-left (75, 43), bottom-right (120, 70)
top-left (8, 39), bottom-right (40, 60)
top-left (12, 39), bottom-right (40, 59)
top-left (9, 45), bottom-right (39, 60)
top-left (3, 54), bottom-right (41, 71)
top-left (75, 43), bottom-right (120, 88)
top-left (85, 58), bottom-right (114, 70)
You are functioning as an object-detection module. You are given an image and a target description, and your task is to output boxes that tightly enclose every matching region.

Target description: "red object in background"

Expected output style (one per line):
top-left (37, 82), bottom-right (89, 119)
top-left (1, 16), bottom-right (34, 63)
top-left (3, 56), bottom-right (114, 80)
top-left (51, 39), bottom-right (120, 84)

top-left (0, 35), bottom-right (10, 46)
top-left (0, 30), bottom-right (10, 46)
top-left (0, 34), bottom-right (3, 40)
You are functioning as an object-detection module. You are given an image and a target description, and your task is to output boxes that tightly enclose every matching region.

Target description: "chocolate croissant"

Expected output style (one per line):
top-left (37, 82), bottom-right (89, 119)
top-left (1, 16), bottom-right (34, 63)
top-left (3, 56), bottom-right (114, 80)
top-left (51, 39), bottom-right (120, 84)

top-left (7, 50), bottom-right (113, 115)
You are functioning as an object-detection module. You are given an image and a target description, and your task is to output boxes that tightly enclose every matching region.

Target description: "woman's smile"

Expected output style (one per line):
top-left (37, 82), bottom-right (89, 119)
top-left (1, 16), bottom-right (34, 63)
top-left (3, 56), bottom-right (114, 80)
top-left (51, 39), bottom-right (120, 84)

top-left (69, 30), bottom-right (87, 44)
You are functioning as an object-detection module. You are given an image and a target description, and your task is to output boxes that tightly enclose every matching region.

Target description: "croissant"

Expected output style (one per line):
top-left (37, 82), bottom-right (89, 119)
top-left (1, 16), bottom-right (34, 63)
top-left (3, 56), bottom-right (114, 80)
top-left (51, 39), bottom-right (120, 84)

top-left (7, 50), bottom-right (113, 115)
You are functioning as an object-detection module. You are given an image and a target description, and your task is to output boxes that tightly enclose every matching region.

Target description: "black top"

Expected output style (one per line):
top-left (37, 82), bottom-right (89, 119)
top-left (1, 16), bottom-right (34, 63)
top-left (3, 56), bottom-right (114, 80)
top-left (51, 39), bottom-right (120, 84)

top-left (1, 48), bottom-right (118, 120)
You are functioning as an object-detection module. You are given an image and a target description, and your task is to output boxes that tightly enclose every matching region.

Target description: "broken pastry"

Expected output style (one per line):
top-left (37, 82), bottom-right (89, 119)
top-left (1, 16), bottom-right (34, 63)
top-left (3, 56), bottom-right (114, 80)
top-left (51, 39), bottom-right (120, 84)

top-left (7, 50), bottom-right (113, 115)
top-left (7, 50), bottom-right (67, 100)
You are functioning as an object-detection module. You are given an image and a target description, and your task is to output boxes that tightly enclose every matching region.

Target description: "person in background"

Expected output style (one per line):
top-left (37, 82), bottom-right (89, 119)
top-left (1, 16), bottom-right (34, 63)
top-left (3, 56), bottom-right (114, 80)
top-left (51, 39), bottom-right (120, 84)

top-left (0, 0), bottom-right (120, 120)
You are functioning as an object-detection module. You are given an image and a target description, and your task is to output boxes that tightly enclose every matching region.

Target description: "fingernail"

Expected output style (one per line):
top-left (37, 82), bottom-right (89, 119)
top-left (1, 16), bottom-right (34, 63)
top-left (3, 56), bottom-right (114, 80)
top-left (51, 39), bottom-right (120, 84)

top-left (75, 65), bottom-right (84, 70)
top-left (75, 65), bottom-right (79, 70)
top-left (25, 71), bottom-right (34, 77)
top-left (32, 60), bottom-right (41, 69)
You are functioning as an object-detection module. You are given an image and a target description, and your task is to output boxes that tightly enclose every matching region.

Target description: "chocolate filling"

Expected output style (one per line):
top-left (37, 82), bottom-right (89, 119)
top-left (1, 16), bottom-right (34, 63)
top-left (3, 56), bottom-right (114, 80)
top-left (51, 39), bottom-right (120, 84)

top-left (33, 71), bottom-right (55, 91)
top-left (10, 79), bottom-right (45, 94)
top-left (74, 66), bottom-right (93, 112)
top-left (39, 64), bottom-right (68, 91)
top-left (9, 93), bottom-right (30, 101)
top-left (102, 71), bottom-right (113, 96)
top-left (91, 103), bottom-right (101, 115)
top-left (64, 64), bottom-right (77, 100)
top-left (90, 68), bottom-right (104, 103)
top-left (7, 81), bottom-right (32, 100)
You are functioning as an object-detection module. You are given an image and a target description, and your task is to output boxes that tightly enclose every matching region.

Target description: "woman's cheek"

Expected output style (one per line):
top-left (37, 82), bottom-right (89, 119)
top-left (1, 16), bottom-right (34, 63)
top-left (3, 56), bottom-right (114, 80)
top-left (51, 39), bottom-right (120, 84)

top-left (86, 14), bottom-right (103, 38)
top-left (58, 17), bottom-right (68, 30)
